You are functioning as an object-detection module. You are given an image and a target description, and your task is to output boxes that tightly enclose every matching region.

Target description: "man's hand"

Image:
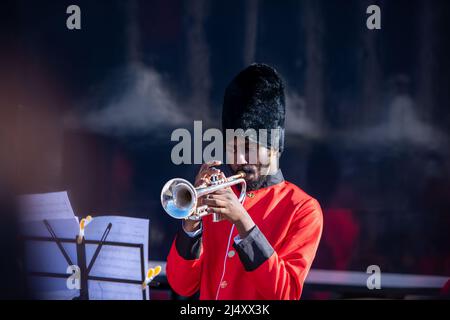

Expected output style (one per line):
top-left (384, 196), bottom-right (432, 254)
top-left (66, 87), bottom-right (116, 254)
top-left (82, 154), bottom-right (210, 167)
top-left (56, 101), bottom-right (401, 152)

top-left (194, 160), bottom-right (222, 187)
top-left (183, 219), bottom-right (201, 233)
top-left (184, 160), bottom-right (223, 233)
top-left (203, 187), bottom-right (255, 238)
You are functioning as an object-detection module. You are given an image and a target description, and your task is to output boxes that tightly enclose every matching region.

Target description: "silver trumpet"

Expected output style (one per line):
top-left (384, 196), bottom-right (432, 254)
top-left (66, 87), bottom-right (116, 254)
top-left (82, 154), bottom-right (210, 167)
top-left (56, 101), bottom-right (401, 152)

top-left (161, 171), bottom-right (247, 222)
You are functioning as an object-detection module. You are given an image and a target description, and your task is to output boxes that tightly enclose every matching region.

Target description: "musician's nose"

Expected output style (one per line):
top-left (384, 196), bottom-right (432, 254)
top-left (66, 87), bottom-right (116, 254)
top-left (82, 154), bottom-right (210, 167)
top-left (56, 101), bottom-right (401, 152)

top-left (236, 150), bottom-right (248, 165)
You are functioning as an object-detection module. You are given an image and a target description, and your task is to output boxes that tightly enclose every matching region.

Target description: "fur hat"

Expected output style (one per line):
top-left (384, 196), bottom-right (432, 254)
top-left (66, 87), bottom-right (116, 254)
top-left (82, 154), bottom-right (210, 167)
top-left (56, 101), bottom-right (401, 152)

top-left (221, 63), bottom-right (286, 153)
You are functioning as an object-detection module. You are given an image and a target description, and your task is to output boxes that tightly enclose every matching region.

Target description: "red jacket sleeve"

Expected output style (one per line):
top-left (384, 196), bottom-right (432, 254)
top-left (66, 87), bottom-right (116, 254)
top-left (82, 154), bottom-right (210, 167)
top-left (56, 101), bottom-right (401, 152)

top-left (166, 227), bottom-right (204, 297)
top-left (234, 198), bottom-right (323, 299)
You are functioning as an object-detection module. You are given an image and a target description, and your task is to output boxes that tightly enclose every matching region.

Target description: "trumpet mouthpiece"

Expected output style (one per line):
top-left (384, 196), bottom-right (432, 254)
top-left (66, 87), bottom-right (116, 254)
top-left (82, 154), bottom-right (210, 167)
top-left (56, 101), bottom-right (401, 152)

top-left (237, 171), bottom-right (246, 178)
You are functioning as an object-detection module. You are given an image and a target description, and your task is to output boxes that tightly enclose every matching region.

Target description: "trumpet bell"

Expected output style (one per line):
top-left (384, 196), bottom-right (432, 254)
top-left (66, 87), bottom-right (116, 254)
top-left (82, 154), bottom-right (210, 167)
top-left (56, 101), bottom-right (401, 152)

top-left (161, 178), bottom-right (197, 219)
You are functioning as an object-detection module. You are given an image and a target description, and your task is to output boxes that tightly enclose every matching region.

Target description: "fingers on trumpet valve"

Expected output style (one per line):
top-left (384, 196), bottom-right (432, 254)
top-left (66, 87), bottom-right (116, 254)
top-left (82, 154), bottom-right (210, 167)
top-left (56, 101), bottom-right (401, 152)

top-left (197, 161), bottom-right (224, 186)
top-left (209, 172), bottom-right (227, 185)
top-left (203, 169), bottom-right (222, 183)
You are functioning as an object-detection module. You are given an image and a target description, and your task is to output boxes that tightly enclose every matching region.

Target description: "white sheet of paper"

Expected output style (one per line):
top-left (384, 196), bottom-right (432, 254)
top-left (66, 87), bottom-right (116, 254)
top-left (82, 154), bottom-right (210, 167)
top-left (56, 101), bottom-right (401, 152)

top-left (22, 218), bottom-right (79, 300)
top-left (88, 281), bottom-right (144, 300)
top-left (17, 191), bottom-right (76, 222)
top-left (21, 218), bottom-right (79, 239)
top-left (84, 216), bottom-right (149, 300)
top-left (22, 218), bottom-right (79, 274)
top-left (30, 278), bottom-right (80, 300)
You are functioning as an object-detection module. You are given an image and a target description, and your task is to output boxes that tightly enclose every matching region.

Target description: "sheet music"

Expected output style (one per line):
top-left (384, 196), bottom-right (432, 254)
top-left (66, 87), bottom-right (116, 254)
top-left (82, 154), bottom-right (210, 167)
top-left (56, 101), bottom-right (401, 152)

top-left (84, 216), bottom-right (149, 300)
top-left (22, 218), bottom-right (79, 274)
top-left (17, 191), bottom-right (76, 222)
top-left (22, 219), bottom-right (79, 299)
top-left (88, 281), bottom-right (144, 300)
top-left (21, 218), bottom-right (79, 239)
top-left (21, 215), bottom-right (150, 300)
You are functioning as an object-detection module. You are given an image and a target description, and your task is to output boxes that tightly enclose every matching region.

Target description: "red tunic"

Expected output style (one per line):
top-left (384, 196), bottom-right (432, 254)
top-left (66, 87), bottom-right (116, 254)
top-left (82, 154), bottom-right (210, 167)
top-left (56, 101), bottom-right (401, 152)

top-left (166, 176), bottom-right (323, 300)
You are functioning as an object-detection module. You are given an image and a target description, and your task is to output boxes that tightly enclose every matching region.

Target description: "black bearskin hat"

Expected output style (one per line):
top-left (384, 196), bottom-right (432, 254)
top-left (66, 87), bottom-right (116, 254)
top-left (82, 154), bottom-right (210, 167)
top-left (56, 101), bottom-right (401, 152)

top-left (221, 63), bottom-right (286, 153)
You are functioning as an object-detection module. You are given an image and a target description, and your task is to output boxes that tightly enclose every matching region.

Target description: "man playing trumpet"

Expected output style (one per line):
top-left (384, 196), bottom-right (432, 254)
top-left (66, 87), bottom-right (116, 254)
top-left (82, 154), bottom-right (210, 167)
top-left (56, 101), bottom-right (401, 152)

top-left (166, 64), bottom-right (323, 300)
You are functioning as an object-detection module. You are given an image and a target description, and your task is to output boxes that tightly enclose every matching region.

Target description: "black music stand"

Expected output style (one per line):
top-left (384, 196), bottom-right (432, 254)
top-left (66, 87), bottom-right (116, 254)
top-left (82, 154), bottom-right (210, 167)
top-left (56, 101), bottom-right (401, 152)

top-left (24, 219), bottom-right (152, 300)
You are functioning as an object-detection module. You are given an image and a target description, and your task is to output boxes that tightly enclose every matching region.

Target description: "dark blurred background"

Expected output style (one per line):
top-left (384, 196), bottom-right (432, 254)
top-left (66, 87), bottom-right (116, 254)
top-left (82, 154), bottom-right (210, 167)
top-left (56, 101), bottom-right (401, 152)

top-left (1, 0), bottom-right (449, 279)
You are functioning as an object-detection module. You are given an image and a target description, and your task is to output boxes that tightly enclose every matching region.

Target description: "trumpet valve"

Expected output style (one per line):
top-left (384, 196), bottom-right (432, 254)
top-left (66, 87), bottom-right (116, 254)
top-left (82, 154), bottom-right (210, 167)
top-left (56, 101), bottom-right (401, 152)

top-left (192, 205), bottom-right (208, 218)
top-left (210, 173), bottom-right (224, 185)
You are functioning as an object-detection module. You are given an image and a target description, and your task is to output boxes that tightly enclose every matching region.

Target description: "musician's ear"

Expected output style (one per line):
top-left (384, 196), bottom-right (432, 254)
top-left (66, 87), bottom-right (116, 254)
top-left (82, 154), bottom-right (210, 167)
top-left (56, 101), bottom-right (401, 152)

top-left (267, 147), bottom-right (281, 175)
top-left (268, 147), bottom-right (280, 159)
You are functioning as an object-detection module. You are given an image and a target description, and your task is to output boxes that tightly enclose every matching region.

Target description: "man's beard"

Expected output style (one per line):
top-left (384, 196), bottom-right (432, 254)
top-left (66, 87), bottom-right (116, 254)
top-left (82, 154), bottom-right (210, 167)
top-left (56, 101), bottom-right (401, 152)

top-left (230, 164), bottom-right (270, 191)
top-left (245, 175), bottom-right (270, 191)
